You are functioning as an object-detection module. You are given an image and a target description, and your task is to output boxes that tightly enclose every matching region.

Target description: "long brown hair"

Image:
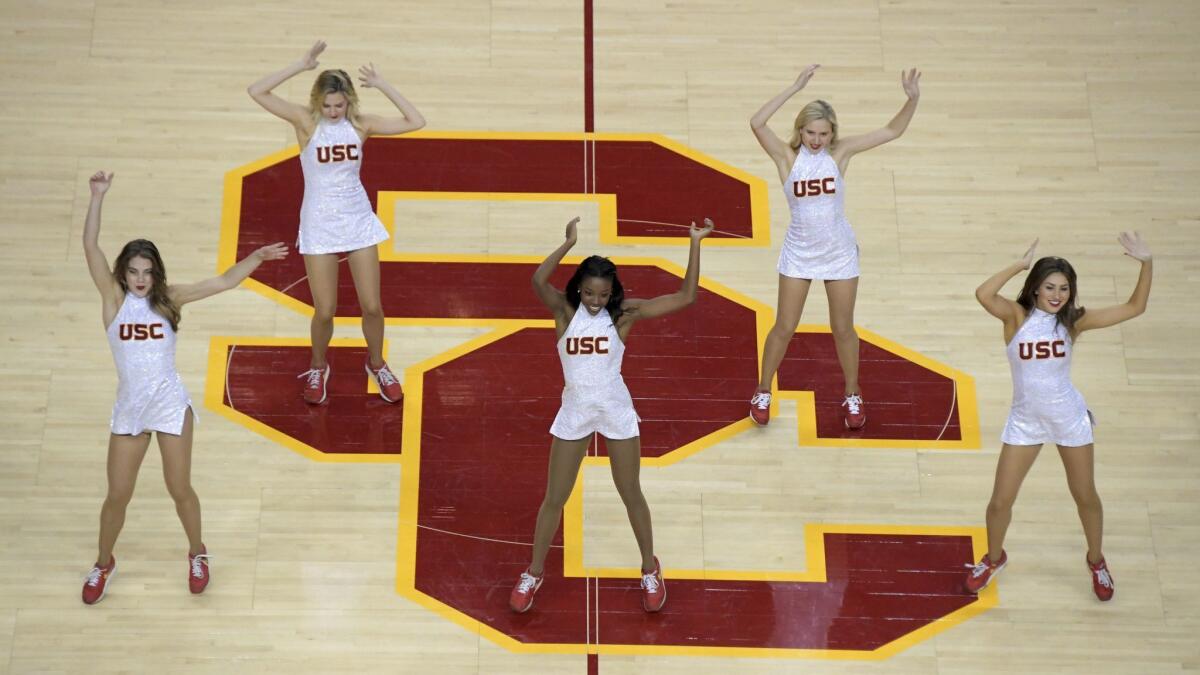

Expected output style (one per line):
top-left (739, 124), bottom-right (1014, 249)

top-left (1016, 256), bottom-right (1085, 333)
top-left (113, 239), bottom-right (181, 331)
top-left (308, 69), bottom-right (364, 135)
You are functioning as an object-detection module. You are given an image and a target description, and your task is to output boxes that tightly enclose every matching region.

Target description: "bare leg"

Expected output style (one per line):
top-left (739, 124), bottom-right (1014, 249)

top-left (345, 245), bottom-right (386, 368)
top-left (984, 443), bottom-right (1043, 562)
top-left (757, 275), bottom-right (812, 390)
top-left (97, 432), bottom-right (153, 566)
top-left (304, 253), bottom-right (340, 369)
top-left (528, 436), bottom-right (591, 576)
top-left (824, 277), bottom-right (860, 396)
top-left (1057, 443), bottom-right (1104, 564)
top-left (157, 410), bottom-right (203, 555)
top-left (605, 436), bottom-right (655, 572)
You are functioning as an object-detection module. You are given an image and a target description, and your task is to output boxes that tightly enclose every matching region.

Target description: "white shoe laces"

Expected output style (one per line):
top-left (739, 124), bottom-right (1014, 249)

top-left (641, 570), bottom-right (660, 593)
top-left (843, 394), bottom-right (863, 415)
top-left (190, 554), bottom-right (211, 579)
top-left (1094, 566), bottom-right (1113, 588)
top-left (966, 560), bottom-right (991, 578)
top-left (372, 365), bottom-right (398, 386)
top-left (515, 572), bottom-right (540, 595)
top-left (750, 392), bottom-right (771, 409)
top-left (298, 368), bottom-right (325, 387)
top-left (85, 566), bottom-right (105, 587)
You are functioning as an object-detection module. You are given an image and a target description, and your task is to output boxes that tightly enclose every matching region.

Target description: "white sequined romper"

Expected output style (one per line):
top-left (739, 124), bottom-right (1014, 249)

top-left (297, 117), bottom-right (389, 255)
top-left (106, 293), bottom-right (194, 436)
top-left (1001, 308), bottom-right (1094, 446)
top-left (778, 145), bottom-right (860, 280)
top-left (549, 307), bottom-right (640, 441)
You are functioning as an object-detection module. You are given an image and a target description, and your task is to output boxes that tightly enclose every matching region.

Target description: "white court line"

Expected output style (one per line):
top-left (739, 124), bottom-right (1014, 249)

top-left (618, 218), bottom-right (751, 239)
top-left (934, 378), bottom-right (958, 441)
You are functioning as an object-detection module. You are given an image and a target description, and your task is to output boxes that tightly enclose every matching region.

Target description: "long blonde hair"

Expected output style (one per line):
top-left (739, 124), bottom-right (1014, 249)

top-left (308, 69), bottom-right (365, 135)
top-left (788, 99), bottom-right (839, 151)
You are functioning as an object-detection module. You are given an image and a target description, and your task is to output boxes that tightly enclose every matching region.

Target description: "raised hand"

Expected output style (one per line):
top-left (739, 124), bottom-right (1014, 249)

top-left (1019, 238), bottom-right (1039, 269)
top-left (89, 171), bottom-right (114, 195)
top-left (358, 62), bottom-right (386, 89)
top-left (794, 64), bottom-right (820, 90)
top-left (301, 40), bottom-right (326, 70)
top-left (253, 242), bottom-right (290, 261)
top-left (902, 67), bottom-right (921, 100)
top-left (564, 217), bottom-right (580, 244)
top-left (1118, 231), bottom-right (1151, 262)
top-left (690, 217), bottom-right (715, 241)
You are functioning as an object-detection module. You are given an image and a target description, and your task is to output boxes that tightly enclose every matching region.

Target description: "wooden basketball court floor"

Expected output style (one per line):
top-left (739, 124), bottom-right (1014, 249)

top-left (1, 1), bottom-right (1198, 673)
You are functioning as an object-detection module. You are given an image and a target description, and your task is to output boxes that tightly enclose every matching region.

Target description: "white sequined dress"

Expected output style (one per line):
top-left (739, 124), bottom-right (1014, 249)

top-left (106, 293), bottom-right (194, 436)
top-left (1000, 308), bottom-right (1094, 446)
top-left (549, 307), bottom-right (640, 441)
top-left (778, 145), bottom-right (860, 280)
top-left (297, 117), bottom-right (389, 255)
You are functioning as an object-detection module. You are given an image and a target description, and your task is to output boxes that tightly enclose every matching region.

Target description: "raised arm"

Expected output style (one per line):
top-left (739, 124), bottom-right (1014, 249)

top-left (750, 65), bottom-right (819, 179)
top-left (247, 40), bottom-right (325, 126)
top-left (82, 171), bottom-right (123, 309)
top-left (835, 68), bottom-right (921, 160)
top-left (1074, 232), bottom-right (1153, 333)
top-left (356, 63), bottom-right (426, 136)
top-left (531, 217), bottom-right (579, 319)
top-left (620, 218), bottom-right (714, 324)
top-left (976, 239), bottom-right (1038, 329)
top-left (168, 243), bottom-right (289, 307)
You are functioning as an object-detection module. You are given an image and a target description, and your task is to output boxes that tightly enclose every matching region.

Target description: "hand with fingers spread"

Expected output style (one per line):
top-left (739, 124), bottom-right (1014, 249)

top-left (564, 217), bottom-right (579, 245)
top-left (300, 40), bottom-right (326, 70)
top-left (901, 67), bottom-right (921, 100)
top-left (1118, 231), bottom-right (1151, 262)
top-left (1019, 238), bottom-right (1039, 269)
top-left (252, 242), bottom-right (290, 262)
top-left (89, 171), bottom-right (114, 196)
top-left (794, 64), bottom-right (820, 91)
top-left (690, 217), bottom-right (714, 242)
top-left (358, 62), bottom-right (387, 89)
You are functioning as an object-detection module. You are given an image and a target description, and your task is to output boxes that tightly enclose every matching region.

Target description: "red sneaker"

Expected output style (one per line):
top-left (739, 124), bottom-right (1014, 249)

top-left (640, 557), bottom-right (667, 612)
top-left (509, 569), bottom-right (544, 613)
top-left (299, 364), bottom-right (330, 404)
top-left (1088, 556), bottom-right (1114, 601)
top-left (189, 546), bottom-right (211, 594)
top-left (964, 550), bottom-right (1007, 593)
top-left (749, 391), bottom-right (771, 426)
top-left (842, 393), bottom-right (866, 430)
top-left (82, 556), bottom-right (117, 605)
top-left (366, 362), bottom-right (403, 403)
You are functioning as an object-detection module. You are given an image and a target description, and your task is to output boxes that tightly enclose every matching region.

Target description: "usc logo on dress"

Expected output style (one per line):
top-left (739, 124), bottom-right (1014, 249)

top-left (793, 177), bottom-right (836, 198)
top-left (119, 323), bottom-right (165, 341)
top-left (1018, 340), bottom-right (1065, 360)
top-left (317, 144), bottom-right (360, 163)
top-left (565, 336), bottom-right (609, 355)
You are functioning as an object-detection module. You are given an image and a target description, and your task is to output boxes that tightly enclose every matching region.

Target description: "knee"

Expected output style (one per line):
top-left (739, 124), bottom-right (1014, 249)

top-left (539, 489), bottom-right (570, 514)
top-left (1071, 487), bottom-right (1102, 511)
top-left (986, 497), bottom-right (1013, 516)
top-left (770, 317), bottom-right (800, 341)
top-left (359, 301), bottom-right (383, 321)
top-left (830, 322), bottom-right (858, 342)
top-left (612, 478), bottom-right (645, 506)
top-left (164, 480), bottom-right (196, 505)
top-left (312, 304), bottom-right (336, 324)
top-left (103, 490), bottom-right (134, 511)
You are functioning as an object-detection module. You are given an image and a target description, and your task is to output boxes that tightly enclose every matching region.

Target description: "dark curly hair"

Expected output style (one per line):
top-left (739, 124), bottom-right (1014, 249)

top-left (565, 255), bottom-right (624, 321)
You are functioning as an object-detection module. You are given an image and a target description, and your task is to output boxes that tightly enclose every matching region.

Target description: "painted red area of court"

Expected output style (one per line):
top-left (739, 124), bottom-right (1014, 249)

top-left (778, 335), bottom-right (963, 441)
top-left (222, 344), bottom-right (403, 455)
top-left (412, 326), bottom-right (979, 651)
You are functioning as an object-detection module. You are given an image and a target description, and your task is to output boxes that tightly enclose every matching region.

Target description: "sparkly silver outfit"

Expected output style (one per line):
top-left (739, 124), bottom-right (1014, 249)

top-left (778, 146), bottom-right (860, 280)
top-left (549, 307), bottom-right (640, 441)
top-left (1000, 308), bottom-right (1094, 446)
top-left (297, 117), bottom-right (389, 255)
top-left (106, 293), bottom-right (194, 436)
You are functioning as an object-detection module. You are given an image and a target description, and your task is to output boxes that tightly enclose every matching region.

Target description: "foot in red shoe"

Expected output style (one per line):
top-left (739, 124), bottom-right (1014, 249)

top-left (366, 361), bottom-right (403, 403)
top-left (509, 569), bottom-right (544, 613)
top-left (964, 550), bottom-right (1007, 593)
top-left (641, 557), bottom-right (667, 612)
top-left (1088, 556), bottom-right (1114, 601)
top-left (82, 556), bottom-right (117, 605)
top-left (749, 390), bottom-right (772, 426)
top-left (189, 546), bottom-right (211, 594)
top-left (842, 393), bottom-right (866, 430)
top-left (299, 364), bottom-right (330, 405)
